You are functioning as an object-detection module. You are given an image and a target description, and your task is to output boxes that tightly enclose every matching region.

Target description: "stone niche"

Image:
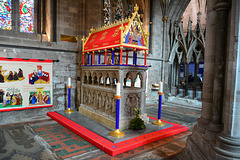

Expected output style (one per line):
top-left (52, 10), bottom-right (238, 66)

top-left (79, 65), bottom-right (147, 130)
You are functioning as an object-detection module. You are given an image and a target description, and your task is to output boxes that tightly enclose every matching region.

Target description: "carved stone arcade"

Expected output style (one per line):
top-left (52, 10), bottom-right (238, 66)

top-left (79, 66), bottom-right (147, 130)
top-left (168, 13), bottom-right (205, 100)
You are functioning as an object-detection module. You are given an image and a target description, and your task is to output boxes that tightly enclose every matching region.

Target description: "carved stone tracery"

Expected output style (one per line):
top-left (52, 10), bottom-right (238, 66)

top-left (125, 93), bottom-right (141, 117)
top-left (168, 14), bottom-right (205, 99)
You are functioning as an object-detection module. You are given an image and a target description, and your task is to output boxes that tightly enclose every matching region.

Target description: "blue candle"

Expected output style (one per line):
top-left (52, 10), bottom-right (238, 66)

top-left (135, 51), bottom-right (137, 65)
top-left (68, 88), bottom-right (71, 109)
top-left (158, 94), bottom-right (162, 119)
top-left (91, 55), bottom-right (93, 65)
top-left (98, 52), bottom-right (101, 64)
top-left (87, 54), bottom-right (90, 65)
top-left (112, 49), bottom-right (115, 64)
top-left (133, 50), bottom-right (136, 65)
top-left (116, 99), bottom-right (120, 129)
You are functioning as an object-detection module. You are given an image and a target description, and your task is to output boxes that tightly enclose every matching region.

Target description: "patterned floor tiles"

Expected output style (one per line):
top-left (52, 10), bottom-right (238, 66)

top-left (32, 123), bottom-right (98, 159)
top-left (91, 131), bottom-right (191, 160)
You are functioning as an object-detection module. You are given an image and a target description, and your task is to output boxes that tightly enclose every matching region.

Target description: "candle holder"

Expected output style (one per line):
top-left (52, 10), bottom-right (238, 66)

top-left (153, 92), bottom-right (165, 126)
top-left (110, 95), bottom-right (125, 137)
top-left (64, 85), bottom-right (74, 113)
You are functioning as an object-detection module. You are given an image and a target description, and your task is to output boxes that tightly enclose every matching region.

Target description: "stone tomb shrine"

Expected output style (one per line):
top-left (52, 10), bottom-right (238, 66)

top-left (80, 65), bottom-right (147, 130)
top-left (79, 5), bottom-right (149, 130)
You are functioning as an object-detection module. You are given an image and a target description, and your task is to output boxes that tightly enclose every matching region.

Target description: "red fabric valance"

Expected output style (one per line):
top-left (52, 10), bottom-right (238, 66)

top-left (83, 23), bottom-right (128, 52)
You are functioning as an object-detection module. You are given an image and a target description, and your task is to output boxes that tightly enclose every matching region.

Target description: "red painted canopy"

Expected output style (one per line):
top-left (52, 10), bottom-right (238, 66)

top-left (82, 13), bottom-right (149, 53)
top-left (84, 23), bottom-right (129, 52)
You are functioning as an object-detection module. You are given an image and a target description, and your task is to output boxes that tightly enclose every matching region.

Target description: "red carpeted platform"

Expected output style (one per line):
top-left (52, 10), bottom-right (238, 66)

top-left (47, 111), bottom-right (187, 156)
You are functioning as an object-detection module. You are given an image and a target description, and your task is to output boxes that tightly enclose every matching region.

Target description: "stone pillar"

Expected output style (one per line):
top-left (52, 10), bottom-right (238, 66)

top-left (211, 0), bottom-right (230, 128)
top-left (192, 0), bottom-right (218, 133)
top-left (183, 0), bottom-right (240, 159)
top-left (214, 0), bottom-right (240, 159)
top-left (161, 17), bottom-right (168, 81)
top-left (201, 0), bottom-right (230, 151)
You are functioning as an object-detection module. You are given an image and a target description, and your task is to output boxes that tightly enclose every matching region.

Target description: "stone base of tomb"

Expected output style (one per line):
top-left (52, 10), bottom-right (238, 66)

top-left (79, 105), bottom-right (130, 130)
top-left (47, 111), bottom-right (188, 156)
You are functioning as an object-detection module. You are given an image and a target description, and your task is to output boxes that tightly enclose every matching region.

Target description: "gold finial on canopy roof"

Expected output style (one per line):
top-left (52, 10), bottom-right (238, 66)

top-left (116, 20), bottom-right (119, 25)
top-left (134, 4), bottom-right (139, 11)
top-left (90, 27), bottom-right (95, 33)
top-left (119, 24), bottom-right (124, 31)
top-left (81, 36), bottom-right (85, 42)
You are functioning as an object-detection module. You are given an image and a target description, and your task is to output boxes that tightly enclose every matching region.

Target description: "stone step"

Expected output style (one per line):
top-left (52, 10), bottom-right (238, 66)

top-left (164, 101), bottom-right (202, 111)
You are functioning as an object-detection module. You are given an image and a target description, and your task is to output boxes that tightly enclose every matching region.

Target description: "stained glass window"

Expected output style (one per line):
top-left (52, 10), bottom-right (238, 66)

top-left (114, 0), bottom-right (123, 21)
top-left (20, 0), bottom-right (34, 33)
top-left (0, 0), bottom-right (12, 30)
top-left (103, 0), bottom-right (111, 26)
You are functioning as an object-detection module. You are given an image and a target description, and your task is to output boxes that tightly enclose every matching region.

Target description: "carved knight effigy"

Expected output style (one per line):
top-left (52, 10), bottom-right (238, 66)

top-left (80, 4), bottom-right (149, 131)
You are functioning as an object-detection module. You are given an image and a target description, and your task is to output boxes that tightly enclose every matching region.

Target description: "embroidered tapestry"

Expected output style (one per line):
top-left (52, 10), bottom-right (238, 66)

top-left (0, 58), bottom-right (53, 112)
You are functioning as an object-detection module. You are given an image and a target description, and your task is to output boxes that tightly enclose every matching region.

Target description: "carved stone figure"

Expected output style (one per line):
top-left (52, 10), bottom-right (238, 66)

top-left (125, 94), bottom-right (141, 117)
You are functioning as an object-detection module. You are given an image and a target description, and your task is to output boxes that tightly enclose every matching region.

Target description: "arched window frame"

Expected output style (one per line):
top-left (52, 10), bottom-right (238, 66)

top-left (0, 0), bottom-right (56, 42)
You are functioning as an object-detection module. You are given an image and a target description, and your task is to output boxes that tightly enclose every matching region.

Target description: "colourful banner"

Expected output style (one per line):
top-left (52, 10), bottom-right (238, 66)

top-left (0, 58), bottom-right (53, 112)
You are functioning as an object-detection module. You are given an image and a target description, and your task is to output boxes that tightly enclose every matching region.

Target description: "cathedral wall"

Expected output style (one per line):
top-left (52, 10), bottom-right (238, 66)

top-left (85, 0), bottom-right (103, 30)
top-left (145, 0), bottom-right (164, 103)
top-left (0, 0), bottom-right (83, 124)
